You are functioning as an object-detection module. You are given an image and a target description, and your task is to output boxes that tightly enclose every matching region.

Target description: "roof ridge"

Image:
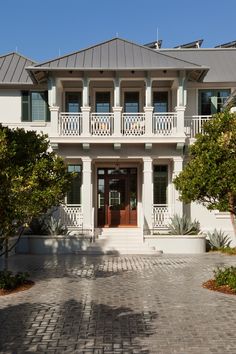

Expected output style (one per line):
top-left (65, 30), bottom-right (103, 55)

top-left (33, 37), bottom-right (202, 69)
top-left (0, 51), bottom-right (37, 64)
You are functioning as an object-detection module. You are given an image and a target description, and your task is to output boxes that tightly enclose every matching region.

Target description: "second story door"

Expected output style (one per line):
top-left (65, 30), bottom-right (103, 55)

top-left (95, 92), bottom-right (111, 112)
top-left (65, 92), bottom-right (82, 112)
top-left (153, 92), bottom-right (168, 112)
top-left (124, 92), bottom-right (139, 113)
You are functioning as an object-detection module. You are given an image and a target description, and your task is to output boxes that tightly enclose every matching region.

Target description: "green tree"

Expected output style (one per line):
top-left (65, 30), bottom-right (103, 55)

top-left (0, 124), bottom-right (74, 258)
top-left (174, 110), bottom-right (236, 239)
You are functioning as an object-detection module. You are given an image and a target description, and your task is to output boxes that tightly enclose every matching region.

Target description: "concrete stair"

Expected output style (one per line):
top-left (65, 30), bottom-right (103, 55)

top-left (84, 228), bottom-right (161, 255)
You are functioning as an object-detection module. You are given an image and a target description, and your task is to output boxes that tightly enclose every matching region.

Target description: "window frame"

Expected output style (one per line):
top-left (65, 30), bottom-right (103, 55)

top-left (66, 164), bottom-right (82, 205)
top-left (198, 89), bottom-right (231, 115)
top-left (153, 164), bottom-right (169, 205)
top-left (21, 90), bottom-right (50, 122)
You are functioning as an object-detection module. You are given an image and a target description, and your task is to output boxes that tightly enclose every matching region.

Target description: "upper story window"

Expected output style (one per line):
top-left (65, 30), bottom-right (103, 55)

top-left (95, 92), bottom-right (110, 112)
top-left (67, 165), bottom-right (82, 205)
top-left (153, 92), bottom-right (168, 112)
top-left (124, 92), bottom-right (139, 113)
top-left (199, 89), bottom-right (231, 115)
top-left (22, 91), bottom-right (50, 122)
top-left (65, 92), bottom-right (82, 112)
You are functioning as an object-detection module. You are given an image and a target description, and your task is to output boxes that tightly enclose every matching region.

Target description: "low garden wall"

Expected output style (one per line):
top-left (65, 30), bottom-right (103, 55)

top-left (145, 235), bottom-right (206, 254)
top-left (16, 235), bottom-right (91, 254)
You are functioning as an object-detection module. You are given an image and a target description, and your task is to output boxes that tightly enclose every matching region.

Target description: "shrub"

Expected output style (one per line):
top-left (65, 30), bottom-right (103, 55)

top-left (0, 270), bottom-right (29, 290)
top-left (214, 267), bottom-right (236, 291)
top-left (168, 214), bottom-right (201, 235)
top-left (43, 215), bottom-right (68, 236)
top-left (206, 229), bottom-right (231, 250)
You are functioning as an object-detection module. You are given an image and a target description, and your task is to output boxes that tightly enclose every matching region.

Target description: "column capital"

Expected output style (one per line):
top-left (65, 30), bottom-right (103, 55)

top-left (112, 106), bottom-right (123, 113)
top-left (49, 106), bottom-right (60, 112)
top-left (81, 106), bottom-right (91, 112)
top-left (175, 106), bottom-right (186, 112)
top-left (144, 106), bottom-right (154, 113)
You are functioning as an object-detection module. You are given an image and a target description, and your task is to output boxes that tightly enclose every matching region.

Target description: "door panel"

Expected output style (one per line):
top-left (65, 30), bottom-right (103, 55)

top-left (97, 168), bottom-right (137, 227)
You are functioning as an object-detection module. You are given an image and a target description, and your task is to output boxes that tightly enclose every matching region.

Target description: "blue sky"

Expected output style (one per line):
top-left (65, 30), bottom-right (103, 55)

top-left (1, 0), bottom-right (236, 62)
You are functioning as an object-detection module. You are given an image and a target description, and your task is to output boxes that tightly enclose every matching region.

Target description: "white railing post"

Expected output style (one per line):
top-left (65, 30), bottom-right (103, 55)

top-left (175, 106), bottom-right (185, 135)
top-left (113, 107), bottom-right (122, 136)
top-left (81, 106), bottom-right (91, 136)
top-left (49, 106), bottom-right (59, 135)
top-left (144, 106), bottom-right (153, 136)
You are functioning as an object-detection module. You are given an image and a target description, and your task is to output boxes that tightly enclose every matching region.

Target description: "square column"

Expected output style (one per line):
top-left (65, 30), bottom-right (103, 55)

top-left (175, 106), bottom-right (185, 135)
top-left (82, 157), bottom-right (92, 230)
top-left (142, 157), bottom-right (153, 231)
top-left (49, 106), bottom-right (59, 135)
top-left (172, 157), bottom-right (183, 217)
top-left (113, 106), bottom-right (122, 136)
top-left (144, 106), bottom-right (153, 136)
top-left (81, 106), bottom-right (91, 136)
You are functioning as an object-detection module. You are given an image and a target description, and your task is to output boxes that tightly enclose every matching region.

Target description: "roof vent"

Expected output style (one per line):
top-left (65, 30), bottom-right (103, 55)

top-left (215, 40), bottom-right (236, 48)
top-left (174, 39), bottom-right (203, 49)
top-left (144, 40), bottom-right (162, 49)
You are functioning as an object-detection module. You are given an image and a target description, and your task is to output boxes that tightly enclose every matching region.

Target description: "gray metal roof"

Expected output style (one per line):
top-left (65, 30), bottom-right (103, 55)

top-left (159, 48), bottom-right (236, 82)
top-left (0, 52), bottom-right (36, 84)
top-left (32, 38), bottom-right (204, 70)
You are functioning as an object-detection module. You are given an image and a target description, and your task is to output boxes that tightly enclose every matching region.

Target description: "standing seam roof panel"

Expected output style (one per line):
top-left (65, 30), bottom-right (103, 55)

top-left (3, 54), bottom-right (20, 82)
top-left (101, 42), bottom-right (109, 68)
top-left (92, 45), bottom-right (101, 67)
top-left (108, 41), bottom-right (117, 68)
top-left (0, 55), bottom-right (13, 81)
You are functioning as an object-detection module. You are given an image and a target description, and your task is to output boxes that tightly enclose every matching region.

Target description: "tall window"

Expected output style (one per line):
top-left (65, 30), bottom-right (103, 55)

top-left (199, 89), bottom-right (230, 115)
top-left (65, 92), bottom-right (82, 112)
top-left (153, 92), bottom-right (168, 112)
top-left (153, 165), bottom-right (168, 204)
top-left (22, 91), bottom-right (50, 122)
top-left (124, 92), bottom-right (139, 113)
top-left (95, 92), bottom-right (110, 112)
top-left (67, 165), bottom-right (82, 204)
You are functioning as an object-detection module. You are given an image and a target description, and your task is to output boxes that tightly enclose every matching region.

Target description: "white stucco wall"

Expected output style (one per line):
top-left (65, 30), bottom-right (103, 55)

top-left (0, 89), bottom-right (22, 123)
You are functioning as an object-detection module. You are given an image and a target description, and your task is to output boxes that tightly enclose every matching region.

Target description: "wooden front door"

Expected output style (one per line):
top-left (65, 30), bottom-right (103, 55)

top-left (97, 168), bottom-right (137, 227)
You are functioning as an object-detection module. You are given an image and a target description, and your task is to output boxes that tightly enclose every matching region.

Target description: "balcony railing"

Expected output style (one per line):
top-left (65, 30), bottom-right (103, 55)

top-left (122, 113), bottom-right (145, 136)
top-left (59, 204), bottom-right (83, 228)
top-left (184, 115), bottom-right (212, 138)
top-left (153, 112), bottom-right (177, 136)
top-left (90, 113), bottom-right (114, 136)
top-left (152, 204), bottom-right (170, 229)
top-left (59, 113), bottom-right (82, 136)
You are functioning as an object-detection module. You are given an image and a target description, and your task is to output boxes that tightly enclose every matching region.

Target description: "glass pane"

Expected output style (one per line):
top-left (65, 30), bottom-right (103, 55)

top-left (67, 165), bottom-right (81, 204)
top-left (153, 92), bottom-right (168, 112)
top-left (108, 168), bottom-right (127, 175)
top-left (153, 165), bottom-right (168, 204)
top-left (31, 92), bottom-right (47, 121)
top-left (96, 92), bottom-right (110, 113)
top-left (66, 92), bottom-right (81, 112)
top-left (109, 178), bottom-right (125, 210)
top-left (98, 178), bottom-right (105, 209)
top-left (124, 92), bottom-right (139, 113)
top-left (129, 174), bottom-right (137, 210)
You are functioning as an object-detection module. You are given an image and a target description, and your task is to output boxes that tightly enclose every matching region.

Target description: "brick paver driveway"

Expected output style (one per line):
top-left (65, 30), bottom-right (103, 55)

top-left (0, 254), bottom-right (236, 354)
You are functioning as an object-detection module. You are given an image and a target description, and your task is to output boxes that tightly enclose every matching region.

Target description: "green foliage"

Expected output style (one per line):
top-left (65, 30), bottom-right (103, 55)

top-left (168, 214), bottom-right (201, 235)
top-left (206, 229), bottom-right (231, 250)
top-left (0, 270), bottom-right (29, 290)
top-left (0, 124), bottom-right (74, 249)
top-left (214, 266), bottom-right (236, 290)
top-left (174, 111), bottom-right (236, 214)
top-left (219, 247), bottom-right (236, 255)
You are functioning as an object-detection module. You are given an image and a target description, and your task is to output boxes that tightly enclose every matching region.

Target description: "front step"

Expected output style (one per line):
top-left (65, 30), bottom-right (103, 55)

top-left (84, 227), bottom-right (162, 255)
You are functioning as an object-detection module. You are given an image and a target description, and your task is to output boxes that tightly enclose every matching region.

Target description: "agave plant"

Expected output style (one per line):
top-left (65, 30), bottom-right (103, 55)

top-left (206, 229), bottom-right (231, 250)
top-left (168, 214), bottom-right (201, 235)
top-left (43, 216), bottom-right (68, 236)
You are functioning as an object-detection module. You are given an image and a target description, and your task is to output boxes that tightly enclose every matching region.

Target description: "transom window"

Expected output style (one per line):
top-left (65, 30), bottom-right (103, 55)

top-left (22, 91), bottom-right (50, 122)
top-left (199, 89), bottom-right (230, 115)
top-left (153, 165), bottom-right (168, 205)
top-left (67, 165), bottom-right (82, 205)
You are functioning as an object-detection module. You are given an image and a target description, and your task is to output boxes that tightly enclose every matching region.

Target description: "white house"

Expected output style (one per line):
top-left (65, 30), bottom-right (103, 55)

top-left (1, 37), bottom-right (236, 252)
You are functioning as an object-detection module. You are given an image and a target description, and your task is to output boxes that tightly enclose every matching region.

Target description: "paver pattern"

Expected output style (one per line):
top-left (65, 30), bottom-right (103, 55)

top-left (0, 254), bottom-right (236, 354)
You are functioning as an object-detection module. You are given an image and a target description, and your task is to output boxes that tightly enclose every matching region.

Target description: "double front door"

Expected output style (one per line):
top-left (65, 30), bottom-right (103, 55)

top-left (97, 168), bottom-right (137, 227)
